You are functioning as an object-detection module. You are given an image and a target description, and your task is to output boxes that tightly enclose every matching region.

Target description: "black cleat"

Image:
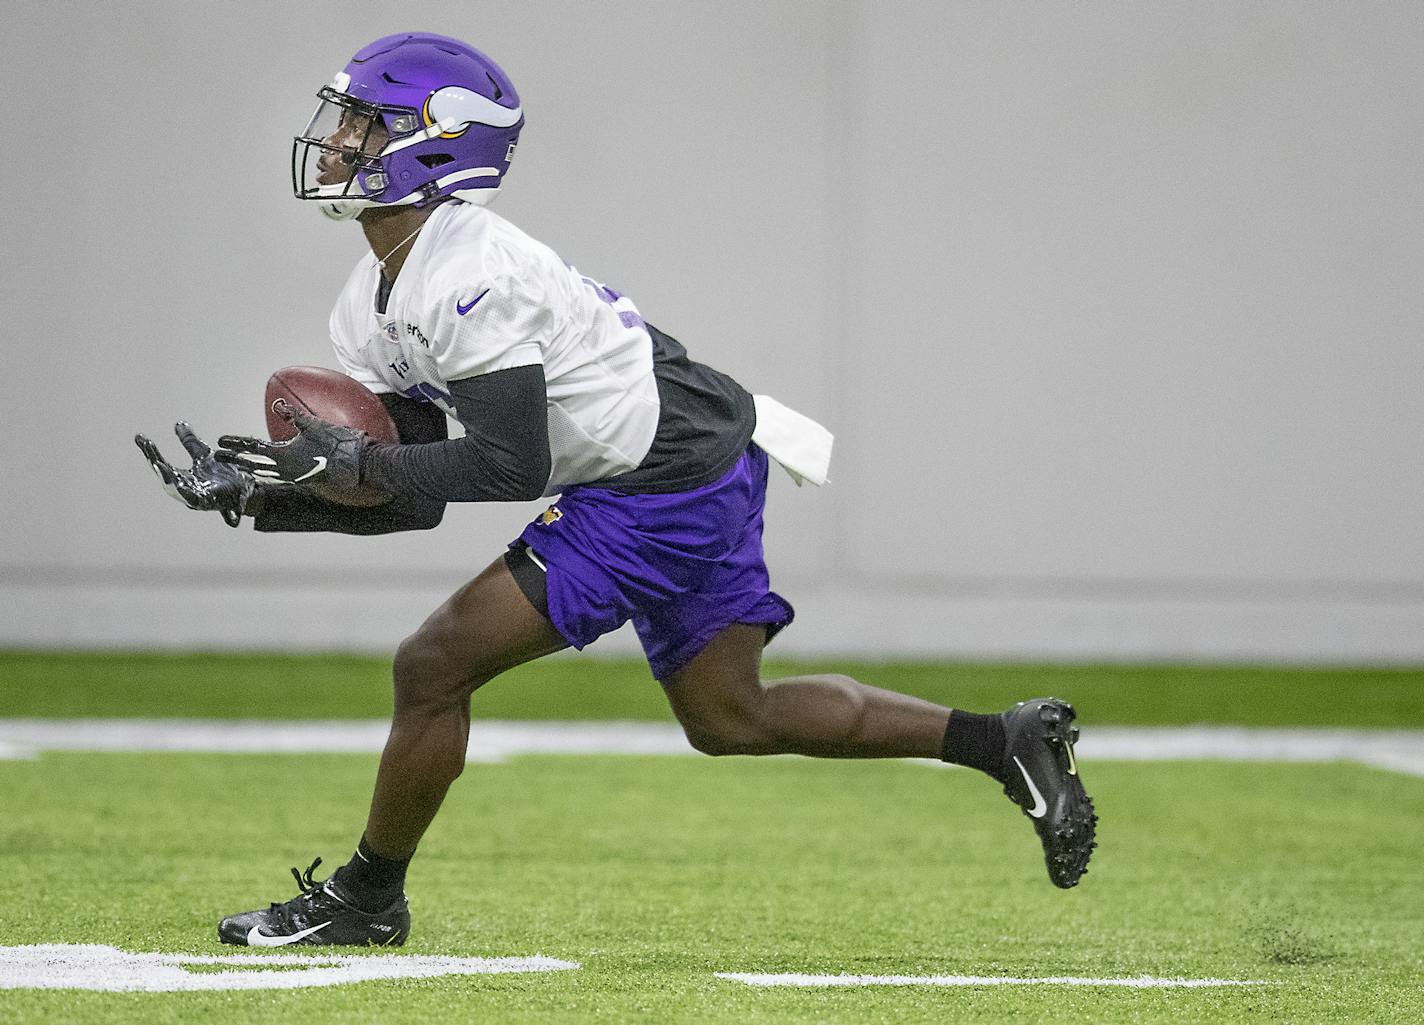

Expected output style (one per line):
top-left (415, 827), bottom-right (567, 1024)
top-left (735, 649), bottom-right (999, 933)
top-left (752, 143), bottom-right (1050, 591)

top-left (217, 858), bottom-right (410, 947)
top-left (999, 698), bottom-right (1097, 888)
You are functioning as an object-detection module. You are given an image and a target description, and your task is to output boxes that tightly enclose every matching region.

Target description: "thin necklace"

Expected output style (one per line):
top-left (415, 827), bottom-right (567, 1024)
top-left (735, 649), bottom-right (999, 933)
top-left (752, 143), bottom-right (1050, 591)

top-left (377, 223), bottom-right (424, 269)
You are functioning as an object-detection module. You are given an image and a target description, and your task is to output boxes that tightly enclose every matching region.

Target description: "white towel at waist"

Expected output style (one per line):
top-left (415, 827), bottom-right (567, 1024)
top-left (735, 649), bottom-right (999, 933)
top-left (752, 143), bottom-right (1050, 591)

top-left (750, 394), bottom-right (833, 487)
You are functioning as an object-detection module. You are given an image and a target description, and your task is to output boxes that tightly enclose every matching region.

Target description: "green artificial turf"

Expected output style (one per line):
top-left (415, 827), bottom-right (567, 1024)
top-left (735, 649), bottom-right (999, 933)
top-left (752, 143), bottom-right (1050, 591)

top-left (0, 751), bottom-right (1421, 1024)
top-left (2, 648), bottom-right (1423, 726)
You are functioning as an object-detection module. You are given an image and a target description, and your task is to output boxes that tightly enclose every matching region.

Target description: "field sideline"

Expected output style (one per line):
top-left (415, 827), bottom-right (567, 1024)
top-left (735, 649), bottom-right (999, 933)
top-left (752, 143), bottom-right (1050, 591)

top-left (1, 652), bottom-right (1421, 1023)
top-left (3, 649), bottom-right (1423, 725)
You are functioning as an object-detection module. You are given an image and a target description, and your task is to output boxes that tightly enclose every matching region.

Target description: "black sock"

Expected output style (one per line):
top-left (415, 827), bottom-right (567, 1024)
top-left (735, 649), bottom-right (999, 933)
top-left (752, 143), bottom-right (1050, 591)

top-left (941, 710), bottom-right (1007, 782)
top-left (332, 834), bottom-right (409, 913)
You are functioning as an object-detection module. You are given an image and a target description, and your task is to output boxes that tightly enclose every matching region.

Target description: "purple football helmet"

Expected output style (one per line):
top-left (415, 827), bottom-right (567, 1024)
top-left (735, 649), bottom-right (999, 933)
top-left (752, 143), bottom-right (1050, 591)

top-left (293, 33), bottom-right (523, 220)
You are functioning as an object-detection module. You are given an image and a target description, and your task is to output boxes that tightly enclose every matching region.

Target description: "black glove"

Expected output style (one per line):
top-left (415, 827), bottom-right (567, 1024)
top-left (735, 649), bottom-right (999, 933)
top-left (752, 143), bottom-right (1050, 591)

top-left (135, 422), bottom-right (255, 528)
top-left (216, 406), bottom-right (367, 490)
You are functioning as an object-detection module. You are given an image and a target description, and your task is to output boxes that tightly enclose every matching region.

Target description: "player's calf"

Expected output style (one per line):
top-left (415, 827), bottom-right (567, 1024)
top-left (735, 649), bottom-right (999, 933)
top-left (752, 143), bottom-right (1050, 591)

top-left (679, 713), bottom-right (778, 757)
top-left (671, 673), bottom-right (872, 757)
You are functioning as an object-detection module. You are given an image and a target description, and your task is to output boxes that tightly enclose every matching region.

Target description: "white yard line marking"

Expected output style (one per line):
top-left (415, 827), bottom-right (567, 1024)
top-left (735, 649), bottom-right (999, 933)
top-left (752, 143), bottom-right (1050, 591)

top-left (0, 720), bottom-right (1420, 776)
top-left (0, 944), bottom-right (579, 992)
top-left (716, 972), bottom-right (1266, 989)
top-left (0, 720), bottom-right (691, 762)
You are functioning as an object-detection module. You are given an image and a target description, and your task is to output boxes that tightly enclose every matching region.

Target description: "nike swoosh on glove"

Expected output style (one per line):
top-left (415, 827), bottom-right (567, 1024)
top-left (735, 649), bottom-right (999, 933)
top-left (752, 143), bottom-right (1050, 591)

top-left (216, 406), bottom-right (366, 490)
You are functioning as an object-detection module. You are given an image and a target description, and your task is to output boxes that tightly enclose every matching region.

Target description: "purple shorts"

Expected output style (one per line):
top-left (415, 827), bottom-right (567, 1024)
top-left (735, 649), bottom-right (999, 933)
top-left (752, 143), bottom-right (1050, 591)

top-left (511, 444), bottom-right (794, 679)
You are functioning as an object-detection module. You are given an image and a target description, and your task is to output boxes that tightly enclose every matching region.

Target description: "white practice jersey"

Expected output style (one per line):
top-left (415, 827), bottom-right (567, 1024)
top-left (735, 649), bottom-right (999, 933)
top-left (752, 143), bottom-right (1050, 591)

top-left (329, 201), bottom-right (661, 496)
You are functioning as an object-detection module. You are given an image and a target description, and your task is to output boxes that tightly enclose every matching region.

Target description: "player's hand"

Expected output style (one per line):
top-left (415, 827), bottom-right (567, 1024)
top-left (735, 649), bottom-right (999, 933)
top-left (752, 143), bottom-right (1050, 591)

top-left (135, 422), bottom-right (255, 528)
top-left (216, 405), bottom-right (366, 490)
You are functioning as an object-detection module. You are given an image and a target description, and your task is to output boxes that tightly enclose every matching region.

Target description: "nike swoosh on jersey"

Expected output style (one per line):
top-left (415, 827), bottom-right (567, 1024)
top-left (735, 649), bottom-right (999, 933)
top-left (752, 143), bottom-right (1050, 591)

top-left (1013, 756), bottom-right (1048, 818)
top-left (457, 288), bottom-right (491, 316)
top-left (293, 456), bottom-right (327, 483)
top-left (246, 921), bottom-right (332, 947)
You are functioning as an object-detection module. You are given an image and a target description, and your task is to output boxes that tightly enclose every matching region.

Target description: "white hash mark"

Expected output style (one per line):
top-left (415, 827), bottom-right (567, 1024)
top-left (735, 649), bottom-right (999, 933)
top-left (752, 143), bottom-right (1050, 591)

top-left (715, 972), bottom-right (1267, 988)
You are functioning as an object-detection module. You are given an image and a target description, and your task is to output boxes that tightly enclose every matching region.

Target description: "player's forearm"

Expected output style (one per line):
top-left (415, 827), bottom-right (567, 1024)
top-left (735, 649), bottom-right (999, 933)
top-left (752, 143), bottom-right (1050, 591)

top-left (249, 485), bottom-right (445, 535)
top-left (242, 388), bottom-right (453, 534)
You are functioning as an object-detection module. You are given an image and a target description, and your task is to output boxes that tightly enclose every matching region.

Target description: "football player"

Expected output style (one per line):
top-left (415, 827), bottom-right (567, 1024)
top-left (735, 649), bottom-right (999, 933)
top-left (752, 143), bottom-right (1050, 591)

top-left (135, 33), bottom-right (1095, 947)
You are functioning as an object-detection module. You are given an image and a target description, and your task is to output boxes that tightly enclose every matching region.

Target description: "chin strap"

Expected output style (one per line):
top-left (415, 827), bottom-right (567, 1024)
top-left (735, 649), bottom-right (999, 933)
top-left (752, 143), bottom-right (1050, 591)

top-left (321, 201), bottom-right (363, 221)
top-left (319, 189), bottom-right (442, 221)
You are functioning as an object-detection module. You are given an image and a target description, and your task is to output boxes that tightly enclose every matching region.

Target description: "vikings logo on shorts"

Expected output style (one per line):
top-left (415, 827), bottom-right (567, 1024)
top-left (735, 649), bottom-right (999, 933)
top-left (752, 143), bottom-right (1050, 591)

top-left (539, 505), bottom-right (563, 526)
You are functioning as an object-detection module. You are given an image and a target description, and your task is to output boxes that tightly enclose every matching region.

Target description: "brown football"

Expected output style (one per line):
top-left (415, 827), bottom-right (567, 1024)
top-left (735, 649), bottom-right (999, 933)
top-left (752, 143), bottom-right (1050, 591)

top-left (264, 366), bottom-right (399, 506)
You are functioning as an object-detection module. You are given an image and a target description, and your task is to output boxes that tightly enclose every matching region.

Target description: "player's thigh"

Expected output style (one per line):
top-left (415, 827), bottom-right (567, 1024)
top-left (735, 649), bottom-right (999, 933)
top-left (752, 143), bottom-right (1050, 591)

top-left (659, 622), bottom-right (769, 737)
top-left (395, 553), bottom-right (568, 703)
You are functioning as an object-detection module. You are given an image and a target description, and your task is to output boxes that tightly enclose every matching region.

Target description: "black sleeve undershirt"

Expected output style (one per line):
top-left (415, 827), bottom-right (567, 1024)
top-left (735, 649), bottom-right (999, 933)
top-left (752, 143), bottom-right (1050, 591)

top-left (360, 364), bottom-right (551, 503)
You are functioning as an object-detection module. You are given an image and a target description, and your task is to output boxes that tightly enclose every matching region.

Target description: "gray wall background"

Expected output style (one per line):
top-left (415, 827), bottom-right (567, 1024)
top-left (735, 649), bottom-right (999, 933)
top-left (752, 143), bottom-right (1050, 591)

top-left (3, 1), bottom-right (1420, 662)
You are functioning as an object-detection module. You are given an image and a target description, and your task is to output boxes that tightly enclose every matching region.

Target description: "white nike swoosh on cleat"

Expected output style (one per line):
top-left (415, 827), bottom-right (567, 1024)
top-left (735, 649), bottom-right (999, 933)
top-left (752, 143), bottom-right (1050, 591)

top-left (246, 921), bottom-right (332, 947)
top-left (1013, 756), bottom-right (1048, 818)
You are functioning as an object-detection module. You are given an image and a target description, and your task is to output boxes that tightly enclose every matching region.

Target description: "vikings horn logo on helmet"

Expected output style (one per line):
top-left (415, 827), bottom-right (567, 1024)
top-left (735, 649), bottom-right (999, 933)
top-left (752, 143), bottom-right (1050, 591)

top-left (423, 86), bottom-right (525, 137)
